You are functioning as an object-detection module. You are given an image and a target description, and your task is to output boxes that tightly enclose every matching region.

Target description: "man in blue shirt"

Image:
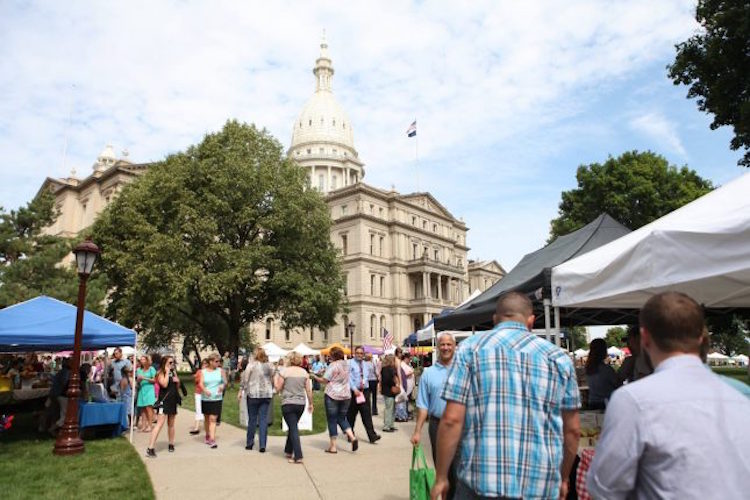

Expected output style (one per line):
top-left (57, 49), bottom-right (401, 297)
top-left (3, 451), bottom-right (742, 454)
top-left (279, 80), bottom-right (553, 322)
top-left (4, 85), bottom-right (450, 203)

top-left (433, 292), bottom-right (581, 499)
top-left (346, 346), bottom-right (381, 443)
top-left (411, 332), bottom-right (458, 499)
top-left (311, 355), bottom-right (327, 391)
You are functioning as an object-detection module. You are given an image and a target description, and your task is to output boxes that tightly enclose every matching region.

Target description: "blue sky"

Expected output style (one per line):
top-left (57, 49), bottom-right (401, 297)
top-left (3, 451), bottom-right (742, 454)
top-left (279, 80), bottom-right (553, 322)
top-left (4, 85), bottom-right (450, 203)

top-left (0, 0), bottom-right (745, 271)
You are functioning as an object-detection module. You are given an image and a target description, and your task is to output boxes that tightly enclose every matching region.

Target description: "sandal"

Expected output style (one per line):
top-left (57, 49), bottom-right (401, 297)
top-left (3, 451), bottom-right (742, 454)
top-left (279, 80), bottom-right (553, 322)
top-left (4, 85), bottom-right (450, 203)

top-left (288, 459), bottom-right (304, 464)
top-left (324, 448), bottom-right (338, 454)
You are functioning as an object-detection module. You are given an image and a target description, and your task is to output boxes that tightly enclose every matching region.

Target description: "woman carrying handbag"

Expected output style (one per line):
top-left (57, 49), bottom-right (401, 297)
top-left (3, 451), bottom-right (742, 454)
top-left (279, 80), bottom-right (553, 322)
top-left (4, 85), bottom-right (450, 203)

top-left (379, 354), bottom-right (400, 432)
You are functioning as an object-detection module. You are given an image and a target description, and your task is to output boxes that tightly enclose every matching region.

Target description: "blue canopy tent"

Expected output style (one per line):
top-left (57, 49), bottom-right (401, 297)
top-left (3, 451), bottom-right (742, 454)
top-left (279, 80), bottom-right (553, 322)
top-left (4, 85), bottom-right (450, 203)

top-left (0, 296), bottom-right (136, 352)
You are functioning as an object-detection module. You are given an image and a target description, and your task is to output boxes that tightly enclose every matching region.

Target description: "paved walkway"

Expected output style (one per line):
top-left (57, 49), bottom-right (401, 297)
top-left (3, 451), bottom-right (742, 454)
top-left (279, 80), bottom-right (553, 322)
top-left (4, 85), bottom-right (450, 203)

top-left (131, 397), bottom-right (432, 500)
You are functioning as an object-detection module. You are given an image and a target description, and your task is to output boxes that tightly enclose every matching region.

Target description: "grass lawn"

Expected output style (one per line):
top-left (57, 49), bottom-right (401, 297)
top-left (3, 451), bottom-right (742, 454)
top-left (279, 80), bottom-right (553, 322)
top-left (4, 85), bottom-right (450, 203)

top-left (0, 412), bottom-right (153, 500)
top-left (178, 373), bottom-right (326, 436)
top-left (711, 366), bottom-right (750, 385)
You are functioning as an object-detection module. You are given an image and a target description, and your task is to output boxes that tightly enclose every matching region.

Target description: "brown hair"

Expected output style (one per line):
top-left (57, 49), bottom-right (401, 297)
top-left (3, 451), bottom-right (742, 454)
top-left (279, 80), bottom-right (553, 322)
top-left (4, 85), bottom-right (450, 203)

top-left (254, 347), bottom-right (268, 363)
top-left (329, 346), bottom-right (345, 361)
top-left (639, 292), bottom-right (704, 353)
top-left (159, 355), bottom-right (175, 378)
top-left (381, 354), bottom-right (396, 369)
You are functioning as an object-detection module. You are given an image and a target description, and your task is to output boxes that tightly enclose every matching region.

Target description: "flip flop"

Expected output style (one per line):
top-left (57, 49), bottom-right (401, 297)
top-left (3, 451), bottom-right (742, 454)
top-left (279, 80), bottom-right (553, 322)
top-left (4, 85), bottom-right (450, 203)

top-left (324, 449), bottom-right (338, 454)
top-left (288, 459), bottom-right (304, 464)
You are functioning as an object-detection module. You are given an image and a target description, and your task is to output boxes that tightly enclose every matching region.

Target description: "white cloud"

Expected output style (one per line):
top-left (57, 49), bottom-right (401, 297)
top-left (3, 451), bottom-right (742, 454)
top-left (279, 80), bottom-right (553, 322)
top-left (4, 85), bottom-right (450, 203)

top-left (629, 112), bottom-right (688, 158)
top-left (0, 0), bottom-right (734, 269)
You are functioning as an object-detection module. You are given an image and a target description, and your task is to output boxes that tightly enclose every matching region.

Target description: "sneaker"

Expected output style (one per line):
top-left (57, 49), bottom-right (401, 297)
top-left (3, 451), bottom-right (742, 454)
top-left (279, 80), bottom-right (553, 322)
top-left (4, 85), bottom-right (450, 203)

top-left (210, 441), bottom-right (218, 449)
top-left (189, 429), bottom-right (200, 435)
top-left (259, 447), bottom-right (265, 453)
top-left (245, 444), bottom-right (253, 450)
top-left (168, 444), bottom-right (175, 452)
top-left (205, 437), bottom-right (211, 445)
top-left (146, 448), bottom-right (156, 458)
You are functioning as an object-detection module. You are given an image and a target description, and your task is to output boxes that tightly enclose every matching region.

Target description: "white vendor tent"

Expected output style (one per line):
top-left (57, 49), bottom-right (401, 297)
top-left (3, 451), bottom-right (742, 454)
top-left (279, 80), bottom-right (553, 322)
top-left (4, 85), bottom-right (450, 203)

top-left (574, 348), bottom-right (589, 358)
top-left (260, 342), bottom-right (290, 362)
top-left (552, 172), bottom-right (750, 311)
top-left (607, 346), bottom-right (623, 357)
top-left (292, 343), bottom-right (320, 356)
top-left (732, 354), bottom-right (748, 366)
top-left (707, 352), bottom-right (729, 360)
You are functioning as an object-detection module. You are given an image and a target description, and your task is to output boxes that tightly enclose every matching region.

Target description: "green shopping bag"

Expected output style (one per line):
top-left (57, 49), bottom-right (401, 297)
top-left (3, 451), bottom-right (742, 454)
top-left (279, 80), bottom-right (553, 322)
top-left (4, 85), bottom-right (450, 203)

top-left (410, 444), bottom-right (436, 500)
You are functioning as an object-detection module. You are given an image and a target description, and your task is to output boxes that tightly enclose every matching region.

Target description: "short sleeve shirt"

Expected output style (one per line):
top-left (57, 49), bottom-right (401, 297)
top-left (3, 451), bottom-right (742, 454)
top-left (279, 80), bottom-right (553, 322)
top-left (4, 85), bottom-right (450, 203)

top-left (442, 321), bottom-right (580, 498)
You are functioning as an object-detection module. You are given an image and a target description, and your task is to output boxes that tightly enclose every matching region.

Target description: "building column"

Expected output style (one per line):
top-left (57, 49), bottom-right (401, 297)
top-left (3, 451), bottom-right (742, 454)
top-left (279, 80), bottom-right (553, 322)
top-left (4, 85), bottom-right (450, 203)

top-left (437, 275), bottom-right (443, 301)
top-left (422, 272), bottom-right (428, 298)
top-left (327, 165), bottom-right (331, 191)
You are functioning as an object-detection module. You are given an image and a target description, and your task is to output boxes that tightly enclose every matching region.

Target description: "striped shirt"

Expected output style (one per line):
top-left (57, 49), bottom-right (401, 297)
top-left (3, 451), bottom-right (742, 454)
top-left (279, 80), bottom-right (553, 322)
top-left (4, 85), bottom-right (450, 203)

top-left (442, 321), bottom-right (580, 498)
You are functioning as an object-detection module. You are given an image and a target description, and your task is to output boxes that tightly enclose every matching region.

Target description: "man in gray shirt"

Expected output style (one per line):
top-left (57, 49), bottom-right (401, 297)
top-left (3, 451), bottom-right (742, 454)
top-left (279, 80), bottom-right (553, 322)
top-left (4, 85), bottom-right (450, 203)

top-left (587, 292), bottom-right (750, 499)
top-left (109, 348), bottom-right (131, 397)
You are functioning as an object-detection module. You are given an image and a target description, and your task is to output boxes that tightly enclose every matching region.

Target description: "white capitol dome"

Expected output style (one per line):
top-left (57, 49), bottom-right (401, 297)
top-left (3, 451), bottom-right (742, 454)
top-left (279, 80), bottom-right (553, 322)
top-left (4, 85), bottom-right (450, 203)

top-left (288, 35), bottom-right (364, 194)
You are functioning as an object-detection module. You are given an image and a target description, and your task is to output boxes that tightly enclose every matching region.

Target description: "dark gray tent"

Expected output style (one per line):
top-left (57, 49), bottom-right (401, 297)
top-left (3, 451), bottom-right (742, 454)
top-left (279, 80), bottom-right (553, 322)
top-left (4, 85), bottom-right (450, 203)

top-left (435, 213), bottom-right (631, 331)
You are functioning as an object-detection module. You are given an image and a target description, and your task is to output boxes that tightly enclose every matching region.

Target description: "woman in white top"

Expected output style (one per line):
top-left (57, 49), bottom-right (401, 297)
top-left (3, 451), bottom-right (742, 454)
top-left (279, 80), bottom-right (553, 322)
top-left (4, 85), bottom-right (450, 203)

top-left (274, 352), bottom-right (313, 464)
top-left (238, 347), bottom-right (274, 452)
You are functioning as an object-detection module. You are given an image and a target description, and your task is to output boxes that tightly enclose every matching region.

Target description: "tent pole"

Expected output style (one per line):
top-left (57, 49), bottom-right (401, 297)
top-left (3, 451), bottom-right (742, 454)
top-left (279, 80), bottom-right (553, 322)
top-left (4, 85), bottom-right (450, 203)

top-left (129, 335), bottom-right (137, 444)
top-left (554, 306), bottom-right (561, 348)
top-left (544, 298), bottom-right (552, 342)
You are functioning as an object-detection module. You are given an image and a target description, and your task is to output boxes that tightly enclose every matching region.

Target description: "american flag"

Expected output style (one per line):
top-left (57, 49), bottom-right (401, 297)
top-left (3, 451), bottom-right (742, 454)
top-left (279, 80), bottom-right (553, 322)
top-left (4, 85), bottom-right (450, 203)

top-left (406, 120), bottom-right (417, 137)
top-left (382, 328), bottom-right (394, 352)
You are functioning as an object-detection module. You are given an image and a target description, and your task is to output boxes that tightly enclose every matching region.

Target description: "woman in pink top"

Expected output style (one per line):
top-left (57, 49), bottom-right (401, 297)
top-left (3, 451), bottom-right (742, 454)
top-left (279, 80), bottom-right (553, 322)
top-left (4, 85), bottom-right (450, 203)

top-left (312, 346), bottom-right (357, 453)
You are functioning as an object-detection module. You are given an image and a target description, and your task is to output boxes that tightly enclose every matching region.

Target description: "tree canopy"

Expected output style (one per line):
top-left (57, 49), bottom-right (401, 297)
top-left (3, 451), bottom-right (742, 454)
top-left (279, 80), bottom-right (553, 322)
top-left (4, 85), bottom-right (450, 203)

top-left (708, 315), bottom-right (749, 357)
top-left (91, 120), bottom-right (345, 354)
top-left (604, 326), bottom-right (627, 349)
top-left (549, 150), bottom-right (713, 239)
top-left (668, 0), bottom-right (750, 168)
top-left (0, 194), bottom-right (106, 311)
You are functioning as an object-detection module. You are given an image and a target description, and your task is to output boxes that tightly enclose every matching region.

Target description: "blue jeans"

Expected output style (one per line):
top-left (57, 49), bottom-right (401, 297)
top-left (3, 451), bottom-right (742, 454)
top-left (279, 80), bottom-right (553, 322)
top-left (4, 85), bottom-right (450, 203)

top-left (324, 394), bottom-right (351, 437)
top-left (246, 397), bottom-right (271, 449)
top-left (282, 404), bottom-right (305, 460)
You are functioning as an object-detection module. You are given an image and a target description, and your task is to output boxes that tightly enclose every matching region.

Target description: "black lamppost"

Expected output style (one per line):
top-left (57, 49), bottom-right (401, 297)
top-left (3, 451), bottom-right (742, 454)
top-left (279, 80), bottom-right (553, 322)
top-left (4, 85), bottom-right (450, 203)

top-left (53, 238), bottom-right (100, 456)
top-left (347, 321), bottom-right (355, 357)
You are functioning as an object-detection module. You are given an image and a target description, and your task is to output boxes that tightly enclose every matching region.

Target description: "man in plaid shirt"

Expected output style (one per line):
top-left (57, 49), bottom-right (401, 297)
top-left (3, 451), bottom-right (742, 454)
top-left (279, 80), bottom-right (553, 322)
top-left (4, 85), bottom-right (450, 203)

top-left (432, 292), bottom-right (581, 499)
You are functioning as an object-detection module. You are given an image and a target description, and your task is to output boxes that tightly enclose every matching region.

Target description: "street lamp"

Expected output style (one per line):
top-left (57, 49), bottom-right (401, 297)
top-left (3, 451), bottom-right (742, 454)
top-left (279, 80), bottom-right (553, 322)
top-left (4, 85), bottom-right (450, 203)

top-left (347, 321), bottom-right (355, 357)
top-left (53, 238), bottom-right (100, 456)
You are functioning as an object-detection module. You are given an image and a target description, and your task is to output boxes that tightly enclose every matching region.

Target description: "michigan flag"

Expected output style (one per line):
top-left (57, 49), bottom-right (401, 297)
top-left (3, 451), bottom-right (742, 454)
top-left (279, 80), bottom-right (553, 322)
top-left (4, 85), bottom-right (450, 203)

top-left (406, 120), bottom-right (417, 138)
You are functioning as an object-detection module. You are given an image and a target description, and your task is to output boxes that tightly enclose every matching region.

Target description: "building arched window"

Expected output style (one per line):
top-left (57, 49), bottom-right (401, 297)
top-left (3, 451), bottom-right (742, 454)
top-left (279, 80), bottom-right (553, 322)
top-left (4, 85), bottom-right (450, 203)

top-left (370, 314), bottom-right (376, 339)
top-left (370, 275), bottom-right (376, 295)
top-left (265, 318), bottom-right (273, 341)
top-left (380, 315), bottom-right (386, 336)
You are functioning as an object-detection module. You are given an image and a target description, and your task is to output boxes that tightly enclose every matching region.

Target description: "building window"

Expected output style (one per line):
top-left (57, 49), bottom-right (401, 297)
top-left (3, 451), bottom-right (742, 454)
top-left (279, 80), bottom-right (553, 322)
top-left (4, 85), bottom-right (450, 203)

top-left (343, 273), bottom-right (348, 296)
top-left (265, 318), bottom-right (272, 341)
top-left (413, 244), bottom-right (418, 259)
top-left (380, 276), bottom-right (385, 297)
top-left (380, 315), bottom-right (386, 336)
top-left (332, 119), bottom-right (336, 126)
top-left (412, 216), bottom-right (416, 226)
top-left (341, 204), bottom-right (348, 215)
top-left (433, 223), bottom-right (437, 233)
top-left (324, 329), bottom-right (328, 341)
top-left (341, 234), bottom-right (348, 255)
top-left (370, 275), bottom-right (376, 295)
top-left (370, 234), bottom-right (375, 255)
top-left (370, 204), bottom-right (375, 213)
top-left (307, 148), bottom-right (311, 154)
top-left (342, 315), bottom-right (349, 338)
top-left (370, 315), bottom-right (376, 339)
top-left (309, 119), bottom-right (312, 126)
top-left (318, 175), bottom-right (325, 191)
top-left (310, 329), bottom-right (314, 342)
top-left (434, 249), bottom-right (439, 261)
top-left (379, 207), bottom-right (384, 217)
top-left (422, 220), bottom-right (427, 229)
top-left (284, 329), bottom-right (290, 342)
top-left (379, 236), bottom-right (384, 256)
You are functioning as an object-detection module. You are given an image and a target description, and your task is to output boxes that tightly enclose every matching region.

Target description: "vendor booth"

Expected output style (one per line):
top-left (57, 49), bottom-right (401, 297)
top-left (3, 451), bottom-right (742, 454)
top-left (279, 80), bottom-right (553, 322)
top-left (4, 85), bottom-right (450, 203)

top-left (435, 213), bottom-right (631, 345)
top-left (552, 172), bottom-right (750, 315)
top-left (0, 295), bottom-right (136, 438)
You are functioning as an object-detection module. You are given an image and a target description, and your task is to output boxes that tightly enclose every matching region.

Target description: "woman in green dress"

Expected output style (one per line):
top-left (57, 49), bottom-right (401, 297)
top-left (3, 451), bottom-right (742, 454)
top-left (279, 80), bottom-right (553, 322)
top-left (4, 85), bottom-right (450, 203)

top-left (136, 355), bottom-right (157, 432)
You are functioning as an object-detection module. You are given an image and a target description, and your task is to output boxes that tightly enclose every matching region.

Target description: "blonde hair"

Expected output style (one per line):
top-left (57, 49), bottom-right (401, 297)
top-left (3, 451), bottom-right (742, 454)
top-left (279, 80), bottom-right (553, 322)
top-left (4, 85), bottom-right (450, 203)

top-left (254, 347), bottom-right (268, 363)
top-left (287, 351), bottom-right (303, 367)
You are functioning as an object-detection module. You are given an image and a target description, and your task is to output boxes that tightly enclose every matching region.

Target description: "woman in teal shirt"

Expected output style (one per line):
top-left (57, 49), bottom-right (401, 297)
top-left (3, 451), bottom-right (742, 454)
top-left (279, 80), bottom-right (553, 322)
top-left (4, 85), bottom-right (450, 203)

top-left (136, 355), bottom-right (157, 432)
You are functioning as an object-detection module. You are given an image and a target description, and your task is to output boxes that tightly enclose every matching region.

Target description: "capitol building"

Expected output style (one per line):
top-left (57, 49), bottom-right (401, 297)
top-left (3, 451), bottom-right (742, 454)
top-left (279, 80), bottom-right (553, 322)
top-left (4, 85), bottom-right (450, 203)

top-left (39, 38), bottom-right (505, 349)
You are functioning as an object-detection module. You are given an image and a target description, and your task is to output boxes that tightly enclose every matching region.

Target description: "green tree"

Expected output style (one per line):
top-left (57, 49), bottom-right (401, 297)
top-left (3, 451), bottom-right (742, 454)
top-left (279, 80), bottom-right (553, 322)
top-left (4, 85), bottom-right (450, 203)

top-left (708, 314), bottom-right (749, 356)
top-left (566, 326), bottom-right (588, 350)
top-left (91, 120), bottom-right (344, 354)
top-left (550, 151), bottom-right (713, 238)
top-left (604, 326), bottom-right (627, 348)
top-left (668, 0), bottom-right (750, 168)
top-left (0, 194), bottom-right (106, 311)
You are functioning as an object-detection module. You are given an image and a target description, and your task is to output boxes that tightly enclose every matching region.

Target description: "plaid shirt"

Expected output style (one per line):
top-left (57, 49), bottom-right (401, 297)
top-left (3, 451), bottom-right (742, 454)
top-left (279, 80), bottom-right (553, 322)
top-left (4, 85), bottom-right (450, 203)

top-left (442, 321), bottom-right (580, 498)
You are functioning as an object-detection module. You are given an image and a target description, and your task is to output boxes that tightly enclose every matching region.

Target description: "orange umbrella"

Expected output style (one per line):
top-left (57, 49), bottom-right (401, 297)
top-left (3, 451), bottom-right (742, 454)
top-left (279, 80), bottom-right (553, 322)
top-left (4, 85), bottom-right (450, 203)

top-left (319, 342), bottom-right (351, 356)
